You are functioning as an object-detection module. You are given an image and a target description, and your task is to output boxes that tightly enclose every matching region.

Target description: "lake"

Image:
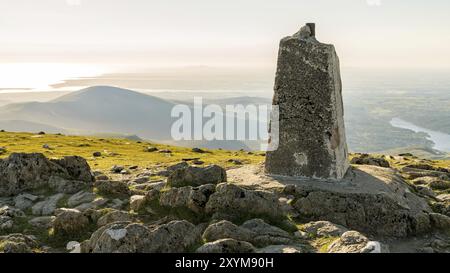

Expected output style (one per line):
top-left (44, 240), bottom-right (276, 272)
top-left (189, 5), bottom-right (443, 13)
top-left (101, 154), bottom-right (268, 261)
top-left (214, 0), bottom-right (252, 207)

top-left (390, 118), bottom-right (450, 152)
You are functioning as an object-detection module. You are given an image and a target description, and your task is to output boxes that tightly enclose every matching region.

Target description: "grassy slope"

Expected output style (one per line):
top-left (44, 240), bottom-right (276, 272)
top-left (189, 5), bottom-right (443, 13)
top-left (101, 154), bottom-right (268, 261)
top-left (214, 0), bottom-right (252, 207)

top-left (0, 131), bottom-right (265, 172)
top-left (1, 131), bottom-right (448, 173)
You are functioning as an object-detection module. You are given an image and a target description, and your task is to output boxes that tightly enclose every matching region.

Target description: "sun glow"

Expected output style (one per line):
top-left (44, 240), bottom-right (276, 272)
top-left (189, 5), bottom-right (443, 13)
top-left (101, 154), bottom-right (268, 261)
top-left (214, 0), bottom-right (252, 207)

top-left (0, 63), bottom-right (105, 92)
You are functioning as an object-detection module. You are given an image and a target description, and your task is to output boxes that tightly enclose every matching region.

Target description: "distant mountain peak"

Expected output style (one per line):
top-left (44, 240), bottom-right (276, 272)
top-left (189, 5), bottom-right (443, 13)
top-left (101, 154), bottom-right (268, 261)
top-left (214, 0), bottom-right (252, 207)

top-left (53, 85), bottom-right (139, 100)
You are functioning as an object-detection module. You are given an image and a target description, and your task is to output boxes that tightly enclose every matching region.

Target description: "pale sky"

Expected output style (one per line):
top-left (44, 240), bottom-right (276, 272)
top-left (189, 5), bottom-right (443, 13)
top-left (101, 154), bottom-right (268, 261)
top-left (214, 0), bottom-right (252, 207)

top-left (0, 0), bottom-right (450, 90)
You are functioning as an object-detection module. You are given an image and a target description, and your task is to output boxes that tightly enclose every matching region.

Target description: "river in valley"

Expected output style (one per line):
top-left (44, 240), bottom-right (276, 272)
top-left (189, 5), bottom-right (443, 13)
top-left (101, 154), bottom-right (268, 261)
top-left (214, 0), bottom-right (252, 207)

top-left (390, 118), bottom-right (450, 152)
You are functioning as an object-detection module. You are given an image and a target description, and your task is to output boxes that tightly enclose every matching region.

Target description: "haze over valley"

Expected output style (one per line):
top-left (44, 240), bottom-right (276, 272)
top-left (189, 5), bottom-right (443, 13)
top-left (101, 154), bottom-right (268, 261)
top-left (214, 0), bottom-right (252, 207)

top-left (0, 67), bottom-right (449, 158)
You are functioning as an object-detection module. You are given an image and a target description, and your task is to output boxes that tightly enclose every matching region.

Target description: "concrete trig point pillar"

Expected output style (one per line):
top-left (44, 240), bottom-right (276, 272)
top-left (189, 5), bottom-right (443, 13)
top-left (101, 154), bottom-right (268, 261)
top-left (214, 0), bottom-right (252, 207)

top-left (265, 23), bottom-right (349, 180)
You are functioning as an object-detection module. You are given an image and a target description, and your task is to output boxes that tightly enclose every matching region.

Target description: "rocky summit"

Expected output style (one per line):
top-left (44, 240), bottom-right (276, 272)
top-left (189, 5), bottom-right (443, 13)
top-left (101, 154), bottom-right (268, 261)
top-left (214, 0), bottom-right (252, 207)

top-left (0, 149), bottom-right (448, 253)
top-left (0, 24), bottom-right (449, 254)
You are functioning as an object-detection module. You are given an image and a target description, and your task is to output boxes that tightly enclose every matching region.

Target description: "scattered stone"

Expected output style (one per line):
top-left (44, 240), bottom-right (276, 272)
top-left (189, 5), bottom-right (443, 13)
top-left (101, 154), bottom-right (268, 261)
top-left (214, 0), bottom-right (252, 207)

top-left (93, 152), bottom-right (102, 157)
top-left (192, 148), bottom-right (206, 153)
top-left (85, 220), bottom-right (201, 253)
top-left (132, 181), bottom-right (165, 192)
top-left (228, 159), bottom-right (243, 165)
top-left (168, 165), bottom-right (227, 188)
top-left (96, 180), bottom-right (130, 196)
top-left (111, 165), bottom-right (124, 174)
top-left (433, 201), bottom-right (450, 218)
top-left (130, 195), bottom-right (146, 212)
top-left (97, 210), bottom-right (133, 227)
top-left (53, 208), bottom-right (90, 236)
top-left (350, 154), bottom-right (390, 168)
top-left (401, 167), bottom-right (450, 180)
top-left (159, 150), bottom-right (172, 154)
top-left (67, 241), bottom-right (81, 253)
top-left (428, 238), bottom-right (450, 250)
top-left (0, 205), bottom-right (25, 218)
top-left (110, 198), bottom-right (127, 209)
top-left (182, 158), bottom-right (201, 162)
top-left (294, 231), bottom-right (309, 240)
top-left (414, 185), bottom-right (437, 198)
top-left (132, 177), bottom-right (149, 184)
top-left (0, 197), bottom-right (12, 207)
top-left (301, 221), bottom-right (348, 237)
top-left (14, 193), bottom-right (38, 210)
top-left (0, 234), bottom-right (39, 253)
top-left (145, 147), bottom-right (158, 153)
top-left (202, 220), bottom-right (254, 243)
top-left (0, 153), bottom-right (93, 197)
top-left (291, 169), bottom-right (431, 237)
top-left (360, 241), bottom-right (388, 253)
top-left (143, 220), bottom-right (202, 253)
top-left (230, 164), bottom-right (432, 237)
top-left (48, 175), bottom-right (89, 194)
top-left (0, 215), bottom-right (13, 230)
top-left (293, 189), bottom-right (430, 237)
top-left (417, 247), bottom-right (435, 253)
top-left (147, 181), bottom-right (167, 191)
top-left (120, 169), bottom-right (131, 175)
top-left (206, 183), bottom-right (287, 221)
top-left (167, 162), bottom-right (189, 173)
top-left (412, 176), bottom-right (442, 185)
top-left (93, 170), bottom-right (104, 176)
top-left (29, 216), bottom-right (55, 229)
top-left (85, 221), bottom-right (149, 253)
top-left (429, 213), bottom-right (450, 230)
top-left (95, 174), bottom-right (110, 181)
top-left (159, 184), bottom-right (216, 214)
top-left (192, 160), bottom-right (205, 165)
top-left (144, 189), bottom-right (160, 204)
top-left (196, 239), bottom-right (255, 253)
top-left (429, 180), bottom-right (450, 191)
top-left (257, 245), bottom-right (308, 253)
top-left (241, 219), bottom-right (293, 246)
top-left (53, 156), bottom-right (94, 182)
top-left (68, 191), bottom-right (97, 207)
top-left (327, 231), bottom-right (369, 253)
top-left (129, 166), bottom-right (138, 170)
top-left (31, 193), bottom-right (65, 216)
top-left (75, 197), bottom-right (109, 212)
top-left (42, 144), bottom-right (52, 150)
top-left (406, 163), bottom-right (436, 171)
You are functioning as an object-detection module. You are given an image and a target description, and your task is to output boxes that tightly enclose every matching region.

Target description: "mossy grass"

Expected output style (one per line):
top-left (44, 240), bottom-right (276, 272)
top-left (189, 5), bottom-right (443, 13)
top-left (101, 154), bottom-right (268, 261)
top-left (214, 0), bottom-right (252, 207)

top-left (0, 131), bottom-right (265, 174)
top-left (315, 236), bottom-right (339, 253)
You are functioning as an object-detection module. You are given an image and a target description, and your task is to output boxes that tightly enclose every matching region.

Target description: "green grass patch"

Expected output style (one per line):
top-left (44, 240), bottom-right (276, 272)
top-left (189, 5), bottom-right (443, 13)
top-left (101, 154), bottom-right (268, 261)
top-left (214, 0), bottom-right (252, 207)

top-left (314, 236), bottom-right (339, 253)
top-left (0, 132), bottom-right (264, 174)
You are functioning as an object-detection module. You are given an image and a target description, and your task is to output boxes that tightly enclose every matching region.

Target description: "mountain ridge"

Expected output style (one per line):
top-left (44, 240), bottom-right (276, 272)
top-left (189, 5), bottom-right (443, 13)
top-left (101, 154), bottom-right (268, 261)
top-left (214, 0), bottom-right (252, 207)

top-left (0, 86), bottom-right (176, 140)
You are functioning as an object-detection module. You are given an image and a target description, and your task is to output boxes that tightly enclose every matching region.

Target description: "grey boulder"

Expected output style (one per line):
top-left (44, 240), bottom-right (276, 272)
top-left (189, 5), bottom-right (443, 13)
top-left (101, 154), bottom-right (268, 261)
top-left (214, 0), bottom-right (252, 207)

top-left (168, 165), bottom-right (227, 188)
top-left (196, 239), bottom-right (255, 253)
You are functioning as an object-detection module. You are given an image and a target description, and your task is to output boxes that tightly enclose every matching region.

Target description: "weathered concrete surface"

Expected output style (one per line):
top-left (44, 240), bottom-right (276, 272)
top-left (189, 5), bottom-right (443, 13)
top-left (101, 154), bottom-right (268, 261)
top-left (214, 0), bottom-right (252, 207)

top-left (265, 24), bottom-right (349, 180)
top-left (228, 164), bottom-right (432, 237)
